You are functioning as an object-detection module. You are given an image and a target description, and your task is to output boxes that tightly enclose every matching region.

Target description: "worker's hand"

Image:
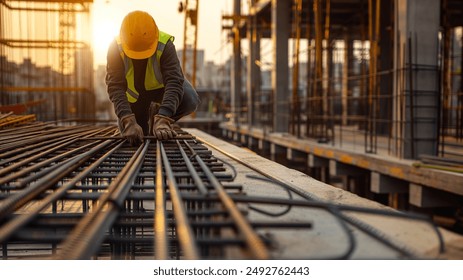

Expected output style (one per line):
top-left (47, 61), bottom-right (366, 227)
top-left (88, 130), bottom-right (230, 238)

top-left (152, 114), bottom-right (178, 140)
top-left (120, 114), bottom-right (144, 145)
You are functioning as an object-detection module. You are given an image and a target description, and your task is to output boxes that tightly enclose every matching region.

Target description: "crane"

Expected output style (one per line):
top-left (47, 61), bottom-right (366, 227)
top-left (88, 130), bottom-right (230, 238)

top-left (178, 0), bottom-right (199, 88)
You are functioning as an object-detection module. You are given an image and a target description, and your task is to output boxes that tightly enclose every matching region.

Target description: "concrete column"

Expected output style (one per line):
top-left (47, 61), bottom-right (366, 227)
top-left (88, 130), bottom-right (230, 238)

top-left (248, 136), bottom-right (258, 151)
top-left (378, 0), bottom-right (394, 134)
top-left (231, 0), bottom-right (242, 124)
top-left (247, 13), bottom-right (260, 126)
top-left (270, 143), bottom-right (287, 163)
top-left (287, 149), bottom-right (307, 173)
top-left (258, 139), bottom-right (270, 156)
top-left (271, 0), bottom-right (290, 132)
top-left (393, 0), bottom-right (440, 158)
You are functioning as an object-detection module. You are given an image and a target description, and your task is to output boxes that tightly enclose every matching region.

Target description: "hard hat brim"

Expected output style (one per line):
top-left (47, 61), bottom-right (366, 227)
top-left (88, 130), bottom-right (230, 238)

top-left (121, 39), bottom-right (158, 59)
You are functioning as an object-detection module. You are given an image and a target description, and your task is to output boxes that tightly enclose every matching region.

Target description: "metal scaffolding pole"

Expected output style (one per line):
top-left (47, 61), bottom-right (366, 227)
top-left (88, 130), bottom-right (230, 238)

top-left (291, 0), bottom-right (302, 137)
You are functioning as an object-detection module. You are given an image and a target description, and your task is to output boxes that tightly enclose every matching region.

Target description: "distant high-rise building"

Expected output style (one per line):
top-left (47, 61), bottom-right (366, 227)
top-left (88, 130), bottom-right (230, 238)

top-left (177, 48), bottom-right (204, 87)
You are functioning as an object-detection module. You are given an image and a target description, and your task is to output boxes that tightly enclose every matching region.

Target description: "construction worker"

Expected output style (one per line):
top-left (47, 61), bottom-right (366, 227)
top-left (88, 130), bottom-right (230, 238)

top-left (106, 10), bottom-right (200, 144)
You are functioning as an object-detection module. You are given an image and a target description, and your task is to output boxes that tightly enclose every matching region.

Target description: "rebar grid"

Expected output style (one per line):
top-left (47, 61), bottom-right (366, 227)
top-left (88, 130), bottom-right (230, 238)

top-left (0, 122), bottom-right (444, 259)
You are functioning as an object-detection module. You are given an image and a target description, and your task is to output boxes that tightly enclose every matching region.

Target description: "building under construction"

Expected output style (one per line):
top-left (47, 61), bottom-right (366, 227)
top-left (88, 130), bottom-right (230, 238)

top-left (0, 0), bottom-right (462, 260)
top-left (0, 0), bottom-right (94, 121)
top-left (222, 0), bottom-right (463, 223)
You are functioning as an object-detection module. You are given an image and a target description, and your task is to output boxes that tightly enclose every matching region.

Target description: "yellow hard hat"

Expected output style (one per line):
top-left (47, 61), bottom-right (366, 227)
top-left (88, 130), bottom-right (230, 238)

top-left (120, 11), bottom-right (159, 59)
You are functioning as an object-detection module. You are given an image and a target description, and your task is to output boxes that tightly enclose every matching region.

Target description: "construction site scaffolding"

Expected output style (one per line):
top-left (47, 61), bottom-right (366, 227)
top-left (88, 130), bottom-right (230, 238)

top-left (224, 0), bottom-right (463, 161)
top-left (0, 0), bottom-right (95, 121)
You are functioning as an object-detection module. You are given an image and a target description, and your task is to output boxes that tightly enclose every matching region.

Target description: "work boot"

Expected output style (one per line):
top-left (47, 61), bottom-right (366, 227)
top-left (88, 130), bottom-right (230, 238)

top-left (148, 102), bottom-right (160, 136)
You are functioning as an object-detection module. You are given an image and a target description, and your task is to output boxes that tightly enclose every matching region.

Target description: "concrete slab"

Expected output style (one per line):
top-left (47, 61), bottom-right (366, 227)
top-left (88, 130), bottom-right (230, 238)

top-left (188, 128), bottom-right (463, 259)
top-left (220, 122), bottom-right (463, 196)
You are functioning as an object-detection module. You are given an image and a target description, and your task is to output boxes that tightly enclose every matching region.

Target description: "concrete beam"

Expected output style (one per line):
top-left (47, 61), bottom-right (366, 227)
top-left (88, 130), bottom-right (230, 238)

top-left (270, 143), bottom-right (285, 155)
top-left (329, 160), bottom-right (367, 177)
top-left (287, 148), bottom-right (306, 162)
top-left (219, 122), bottom-right (463, 196)
top-left (286, 149), bottom-right (307, 172)
top-left (308, 154), bottom-right (329, 168)
top-left (409, 184), bottom-right (460, 208)
top-left (371, 172), bottom-right (408, 194)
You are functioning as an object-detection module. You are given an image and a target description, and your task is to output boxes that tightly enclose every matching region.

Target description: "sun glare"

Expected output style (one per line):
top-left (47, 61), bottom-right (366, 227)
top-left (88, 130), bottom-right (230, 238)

top-left (92, 20), bottom-right (118, 66)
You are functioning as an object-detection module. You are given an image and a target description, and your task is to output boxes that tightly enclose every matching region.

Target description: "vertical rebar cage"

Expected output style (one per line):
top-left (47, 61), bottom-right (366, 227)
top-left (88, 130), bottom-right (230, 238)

top-left (227, 0), bottom-right (463, 160)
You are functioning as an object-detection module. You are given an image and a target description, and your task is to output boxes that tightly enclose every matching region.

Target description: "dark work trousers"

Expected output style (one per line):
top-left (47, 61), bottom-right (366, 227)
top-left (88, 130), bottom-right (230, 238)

top-left (130, 79), bottom-right (200, 135)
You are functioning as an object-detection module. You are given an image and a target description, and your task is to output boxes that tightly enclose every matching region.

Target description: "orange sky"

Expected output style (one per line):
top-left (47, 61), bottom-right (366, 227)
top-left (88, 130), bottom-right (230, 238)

top-left (91, 0), bottom-right (236, 67)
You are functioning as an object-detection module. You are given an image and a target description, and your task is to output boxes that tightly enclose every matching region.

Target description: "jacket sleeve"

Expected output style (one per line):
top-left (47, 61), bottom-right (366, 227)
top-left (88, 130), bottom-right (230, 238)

top-left (105, 39), bottom-right (132, 119)
top-left (158, 40), bottom-right (185, 117)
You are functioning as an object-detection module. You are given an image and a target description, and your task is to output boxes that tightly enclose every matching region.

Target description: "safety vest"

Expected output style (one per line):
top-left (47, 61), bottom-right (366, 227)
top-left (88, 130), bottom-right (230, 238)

top-left (116, 31), bottom-right (174, 103)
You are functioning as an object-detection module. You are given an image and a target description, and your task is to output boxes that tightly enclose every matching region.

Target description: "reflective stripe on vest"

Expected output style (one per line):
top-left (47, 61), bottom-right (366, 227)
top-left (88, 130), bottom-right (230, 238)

top-left (116, 31), bottom-right (174, 103)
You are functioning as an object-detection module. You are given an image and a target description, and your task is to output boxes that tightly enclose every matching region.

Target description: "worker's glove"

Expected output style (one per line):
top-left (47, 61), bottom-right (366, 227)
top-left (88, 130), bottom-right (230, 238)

top-left (152, 114), bottom-right (178, 140)
top-left (120, 114), bottom-right (144, 145)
